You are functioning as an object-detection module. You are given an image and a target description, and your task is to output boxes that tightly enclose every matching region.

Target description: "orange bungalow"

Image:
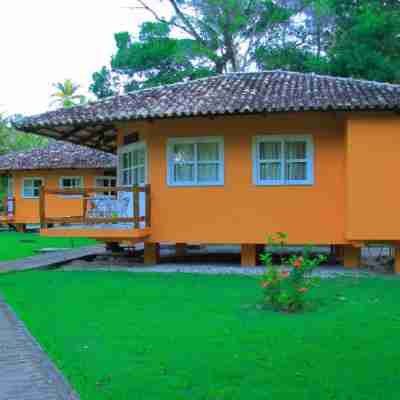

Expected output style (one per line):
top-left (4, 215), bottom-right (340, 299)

top-left (0, 142), bottom-right (116, 231)
top-left (14, 70), bottom-right (400, 270)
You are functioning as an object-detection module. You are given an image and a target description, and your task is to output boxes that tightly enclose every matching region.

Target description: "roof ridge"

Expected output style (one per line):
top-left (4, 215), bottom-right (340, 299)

top-left (75, 70), bottom-right (400, 107)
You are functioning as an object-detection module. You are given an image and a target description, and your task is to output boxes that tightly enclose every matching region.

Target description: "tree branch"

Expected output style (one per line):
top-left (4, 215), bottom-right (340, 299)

top-left (167, 0), bottom-right (207, 46)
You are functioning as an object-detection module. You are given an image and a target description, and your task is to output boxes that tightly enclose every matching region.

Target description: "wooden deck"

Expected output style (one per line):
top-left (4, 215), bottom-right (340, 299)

top-left (0, 245), bottom-right (106, 273)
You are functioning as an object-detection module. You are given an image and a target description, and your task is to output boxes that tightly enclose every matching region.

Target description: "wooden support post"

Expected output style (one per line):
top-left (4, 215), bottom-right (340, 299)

top-left (241, 244), bottom-right (258, 267)
top-left (343, 246), bottom-right (361, 268)
top-left (144, 242), bottom-right (160, 265)
top-left (16, 224), bottom-right (26, 233)
top-left (333, 245), bottom-right (345, 262)
top-left (394, 248), bottom-right (400, 274)
top-left (176, 243), bottom-right (187, 260)
top-left (145, 184), bottom-right (151, 228)
top-left (39, 185), bottom-right (46, 229)
top-left (82, 195), bottom-right (88, 219)
top-left (133, 186), bottom-right (139, 229)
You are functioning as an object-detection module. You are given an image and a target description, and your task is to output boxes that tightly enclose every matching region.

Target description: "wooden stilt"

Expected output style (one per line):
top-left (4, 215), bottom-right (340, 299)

top-left (241, 244), bottom-right (257, 267)
top-left (343, 246), bottom-right (361, 268)
top-left (144, 242), bottom-right (160, 265)
top-left (16, 224), bottom-right (26, 233)
top-left (394, 248), bottom-right (400, 274)
top-left (333, 245), bottom-right (345, 261)
top-left (176, 243), bottom-right (187, 260)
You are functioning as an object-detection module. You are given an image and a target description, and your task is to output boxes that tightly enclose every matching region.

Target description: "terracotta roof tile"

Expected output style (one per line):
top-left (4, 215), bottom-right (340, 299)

top-left (0, 142), bottom-right (116, 171)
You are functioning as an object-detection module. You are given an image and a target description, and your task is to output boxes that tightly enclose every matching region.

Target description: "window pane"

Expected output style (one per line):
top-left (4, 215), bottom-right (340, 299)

top-left (33, 180), bottom-right (42, 188)
top-left (174, 164), bottom-right (194, 183)
top-left (173, 144), bottom-right (194, 162)
top-left (132, 150), bottom-right (138, 166)
top-left (198, 143), bottom-right (219, 162)
top-left (122, 171), bottom-right (129, 186)
top-left (286, 142), bottom-right (306, 160)
top-left (260, 142), bottom-right (281, 160)
top-left (123, 153), bottom-right (129, 169)
top-left (198, 163), bottom-right (219, 182)
top-left (286, 162), bottom-right (307, 180)
top-left (138, 167), bottom-right (145, 184)
top-left (133, 169), bottom-right (139, 185)
top-left (137, 149), bottom-right (145, 165)
top-left (23, 181), bottom-right (32, 197)
top-left (260, 162), bottom-right (281, 181)
top-left (33, 187), bottom-right (40, 197)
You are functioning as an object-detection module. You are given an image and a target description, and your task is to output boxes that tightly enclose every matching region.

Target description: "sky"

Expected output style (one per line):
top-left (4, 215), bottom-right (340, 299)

top-left (0, 0), bottom-right (168, 116)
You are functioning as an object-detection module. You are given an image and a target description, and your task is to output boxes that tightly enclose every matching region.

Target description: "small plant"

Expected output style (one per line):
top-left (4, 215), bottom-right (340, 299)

top-left (259, 232), bottom-right (327, 313)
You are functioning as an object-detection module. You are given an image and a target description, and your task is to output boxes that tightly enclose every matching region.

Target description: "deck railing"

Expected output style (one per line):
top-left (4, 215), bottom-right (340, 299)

top-left (39, 185), bottom-right (151, 230)
top-left (1, 196), bottom-right (15, 219)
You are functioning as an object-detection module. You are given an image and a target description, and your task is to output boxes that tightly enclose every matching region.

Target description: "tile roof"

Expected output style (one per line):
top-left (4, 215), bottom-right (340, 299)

top-left (0, 141), bottom-right (117, 171)
top-left (14, 70), bottom-right (400, 152)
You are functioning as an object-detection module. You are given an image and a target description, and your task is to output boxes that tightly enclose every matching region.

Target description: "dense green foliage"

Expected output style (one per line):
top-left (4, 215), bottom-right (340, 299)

top-left (91, 22), bottom-right (214, 96)
top-left (91, 0), bottom-right (400, 97)
top-left (1, 271), bottom-right (400, 399)
top-left (0, 113), bottom-right (48, 156)
top-left (0, 232), bottom-right (95, 262)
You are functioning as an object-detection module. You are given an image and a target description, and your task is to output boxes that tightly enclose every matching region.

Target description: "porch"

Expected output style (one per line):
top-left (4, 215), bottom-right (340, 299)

top-left (38, 185), bottom-right (152, 243)
top-left (0, 195), bottom-right (15, 224)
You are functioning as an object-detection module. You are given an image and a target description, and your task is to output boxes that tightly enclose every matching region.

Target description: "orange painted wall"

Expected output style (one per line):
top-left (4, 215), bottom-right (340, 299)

top-left (346, 113), bottom-right (400, 241)
top-left (10, 169), bottom-right (112, 224)
top-left (119, 112), bottom-right (347, 244)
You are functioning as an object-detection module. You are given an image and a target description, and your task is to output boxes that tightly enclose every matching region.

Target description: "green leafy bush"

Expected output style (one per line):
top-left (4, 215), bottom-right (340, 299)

top-left (260, 232), bottom-right (327, 313)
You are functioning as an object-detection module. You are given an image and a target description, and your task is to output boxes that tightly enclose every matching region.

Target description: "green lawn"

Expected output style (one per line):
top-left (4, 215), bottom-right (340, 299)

top-left (1, 271), bottom-right (400, 400)
top-left (0, 232), bottom-right (95, 262)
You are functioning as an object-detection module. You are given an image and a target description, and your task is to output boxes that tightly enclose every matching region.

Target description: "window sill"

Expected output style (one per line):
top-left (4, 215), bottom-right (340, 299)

top-left (255, 181), bottom-right (314, 187)
top-left (167, 182), bottom-right (224, 188)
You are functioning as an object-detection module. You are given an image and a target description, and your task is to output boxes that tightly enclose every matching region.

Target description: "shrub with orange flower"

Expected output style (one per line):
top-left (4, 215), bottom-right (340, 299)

top-left (259, 233), bottom-right (326, 313)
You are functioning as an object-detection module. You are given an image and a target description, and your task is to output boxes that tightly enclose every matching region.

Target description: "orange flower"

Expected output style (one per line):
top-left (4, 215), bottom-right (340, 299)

top-left (281, 271), bottom-right (289, 277)
top-left (260, 280), bottom-right (270, 288)
top-left (293, 259), bottom-right (302, 268)
top-left (298, 287), bottom-right (308, 293)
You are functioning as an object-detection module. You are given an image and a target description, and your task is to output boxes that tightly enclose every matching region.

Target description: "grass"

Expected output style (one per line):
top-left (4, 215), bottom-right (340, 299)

top-left (1, 272), bottom-right (400, 399)
top-left (0, 231), bottom-right (95, 262)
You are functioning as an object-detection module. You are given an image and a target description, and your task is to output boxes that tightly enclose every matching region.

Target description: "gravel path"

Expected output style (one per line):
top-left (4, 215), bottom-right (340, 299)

top-left (0, 296), bottom-right (79, 400)
top-left (59, 263), bottom-right (373, 278)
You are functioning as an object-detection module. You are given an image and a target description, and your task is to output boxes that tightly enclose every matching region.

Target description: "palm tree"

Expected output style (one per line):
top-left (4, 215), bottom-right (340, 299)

top-left (50, 79), bottom-right (86, 108)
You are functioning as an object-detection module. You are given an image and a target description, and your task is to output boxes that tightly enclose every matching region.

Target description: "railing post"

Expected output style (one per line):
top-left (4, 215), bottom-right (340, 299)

top-left (133, 186), bottom-right (140, 229)
top-left (145, 184), bottom-right (151, 228)
top-left (39, 185), bottom-right (46, 229)
top-left (2, 195), bottom-right (6, 217)
top-left (82, 189), bottom-right (88, 222)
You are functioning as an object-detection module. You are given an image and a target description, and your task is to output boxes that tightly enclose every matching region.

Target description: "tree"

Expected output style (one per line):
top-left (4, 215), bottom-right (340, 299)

top-left (91, 21), bottom-right (215, 98)
top-left (0, 113), bottom-right (48, 156)
top-left (131, 0), bottom-right (308, 72)
top-left (50, 79), bottom-right (87, 108)
top-left (90, 1), bottom-right (309, 98)
top-left (327, 1), bottom-right (400, 82)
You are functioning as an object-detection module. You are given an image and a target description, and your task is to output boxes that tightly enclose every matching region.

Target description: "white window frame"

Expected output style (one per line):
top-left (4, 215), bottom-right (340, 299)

top-left (59, 176), bottom-right (83, 198)
top-left (117, 141), bottom-right (147, 187)
top-left (22, 177), bottom-right (44, 199)
top-left (59, 176), bottom-right (83, 190)
top-left (94, 176), bottom-right (117, 197)
top-left (94, 176), bottom-right (117, 188)
top-left (252, 135), bottom-right (314, 186)
top-left (167, 136), bottom-right (224, 187)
